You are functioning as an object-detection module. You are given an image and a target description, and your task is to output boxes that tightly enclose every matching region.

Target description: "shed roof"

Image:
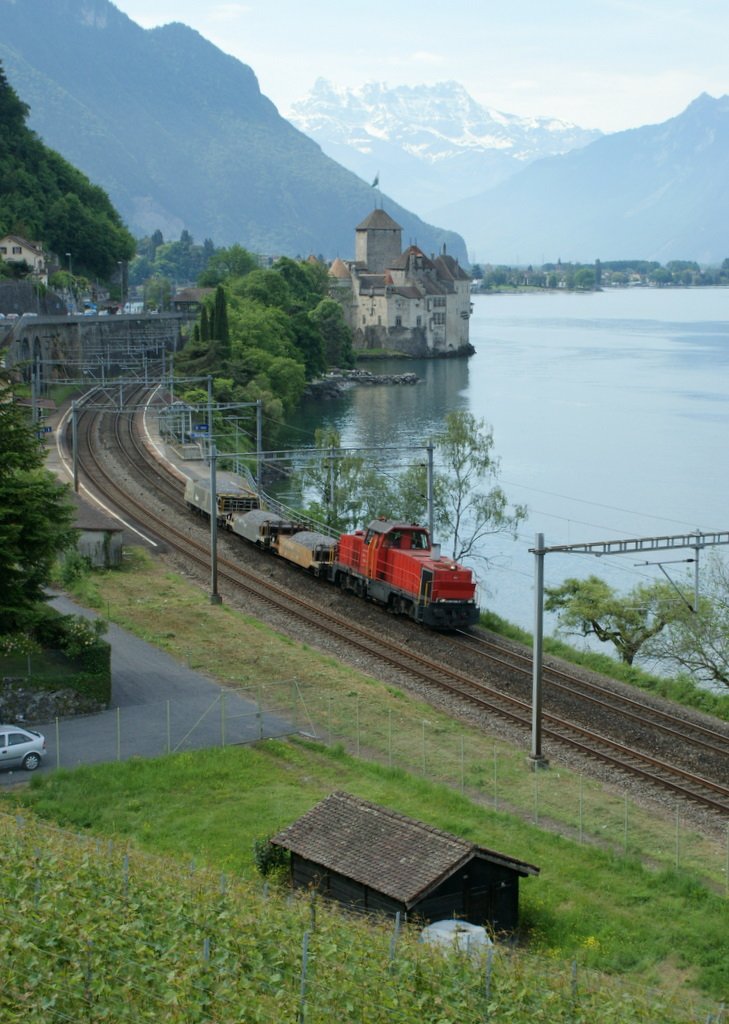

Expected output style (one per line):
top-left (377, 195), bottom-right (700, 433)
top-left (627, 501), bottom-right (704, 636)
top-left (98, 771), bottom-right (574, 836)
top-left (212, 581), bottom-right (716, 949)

top-left (271, 792), bottom-right (539, 908)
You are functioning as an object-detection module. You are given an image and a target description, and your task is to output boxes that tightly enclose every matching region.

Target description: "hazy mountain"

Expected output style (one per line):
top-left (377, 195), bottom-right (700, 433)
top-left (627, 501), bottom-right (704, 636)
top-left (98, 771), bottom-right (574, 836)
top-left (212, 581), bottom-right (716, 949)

top-left (0, 0), bottom-right (466, 262)
top-left (288, 80), bottom-right (601, 217)
top-left (433, 93), bottom-right (729, 264)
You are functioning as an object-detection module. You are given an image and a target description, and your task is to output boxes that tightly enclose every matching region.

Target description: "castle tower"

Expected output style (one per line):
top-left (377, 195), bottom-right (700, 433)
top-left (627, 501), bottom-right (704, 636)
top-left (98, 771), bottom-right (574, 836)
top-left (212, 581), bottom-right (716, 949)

top-left (355, 208), bottom-right (402, 274)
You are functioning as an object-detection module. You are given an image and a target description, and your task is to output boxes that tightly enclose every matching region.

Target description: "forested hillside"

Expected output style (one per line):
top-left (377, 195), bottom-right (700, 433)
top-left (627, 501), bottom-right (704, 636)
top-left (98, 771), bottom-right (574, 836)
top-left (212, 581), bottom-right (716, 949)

top-left (0, 63), bottom-right (134, 280)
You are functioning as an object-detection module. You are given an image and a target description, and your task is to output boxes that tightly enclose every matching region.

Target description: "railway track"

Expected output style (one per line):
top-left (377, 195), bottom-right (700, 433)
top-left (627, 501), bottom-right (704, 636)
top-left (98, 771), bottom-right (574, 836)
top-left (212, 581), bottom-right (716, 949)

top-left (66, 386), bottom-right (729, 820)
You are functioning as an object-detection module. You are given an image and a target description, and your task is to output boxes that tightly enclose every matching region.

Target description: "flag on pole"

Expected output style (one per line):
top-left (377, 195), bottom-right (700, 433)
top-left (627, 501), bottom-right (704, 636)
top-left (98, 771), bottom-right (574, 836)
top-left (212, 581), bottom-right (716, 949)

top-left (371, 172), bottom-right (379, 188)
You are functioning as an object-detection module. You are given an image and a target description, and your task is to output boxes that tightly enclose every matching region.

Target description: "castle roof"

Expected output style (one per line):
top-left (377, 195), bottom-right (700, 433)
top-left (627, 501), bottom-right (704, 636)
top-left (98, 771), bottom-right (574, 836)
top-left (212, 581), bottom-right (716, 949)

top-left (356, 208), bottom-right (402, 232)
top-left (389, 245), bottom-right (437, 272)
top-left (329, 257), bottom-right (351, 280)
top-left (434, 252), bottom-right (471, 282)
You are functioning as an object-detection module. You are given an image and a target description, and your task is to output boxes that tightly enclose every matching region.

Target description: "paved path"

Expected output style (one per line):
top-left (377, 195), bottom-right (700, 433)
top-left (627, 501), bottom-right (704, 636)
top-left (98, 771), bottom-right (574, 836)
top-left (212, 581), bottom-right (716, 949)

top-left (0, 594), bottom-right (294, 785)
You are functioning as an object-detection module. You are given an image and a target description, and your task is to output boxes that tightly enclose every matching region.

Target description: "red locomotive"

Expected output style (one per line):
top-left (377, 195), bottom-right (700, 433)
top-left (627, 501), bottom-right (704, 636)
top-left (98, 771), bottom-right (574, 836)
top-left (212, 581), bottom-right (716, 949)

top-left (333, 519), bottom-right (479, 629)
top-left (186, 480), bottom-right (480, 630)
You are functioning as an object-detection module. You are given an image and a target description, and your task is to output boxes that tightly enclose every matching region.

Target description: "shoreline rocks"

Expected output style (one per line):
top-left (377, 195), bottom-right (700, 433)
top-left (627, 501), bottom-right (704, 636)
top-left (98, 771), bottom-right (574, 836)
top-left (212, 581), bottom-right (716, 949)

top-left (305, 369), bottom-right (420, 399)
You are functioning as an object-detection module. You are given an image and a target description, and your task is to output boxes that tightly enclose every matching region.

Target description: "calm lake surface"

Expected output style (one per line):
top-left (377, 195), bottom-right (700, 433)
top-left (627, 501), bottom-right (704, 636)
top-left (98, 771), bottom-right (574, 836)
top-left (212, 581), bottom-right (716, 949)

top-left (284, 287), bottom-right (729, 632)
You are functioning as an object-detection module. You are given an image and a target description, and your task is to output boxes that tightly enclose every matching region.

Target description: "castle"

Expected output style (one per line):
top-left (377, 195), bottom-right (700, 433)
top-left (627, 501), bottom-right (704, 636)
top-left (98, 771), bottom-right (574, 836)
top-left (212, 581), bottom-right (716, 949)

top-left (329, 209), bottom-right (474, 357)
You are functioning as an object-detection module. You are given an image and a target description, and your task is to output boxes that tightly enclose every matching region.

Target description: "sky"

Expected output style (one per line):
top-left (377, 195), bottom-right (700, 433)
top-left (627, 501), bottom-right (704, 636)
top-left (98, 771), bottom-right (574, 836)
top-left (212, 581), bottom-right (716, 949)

top-left (108, 0), bottom-right (729, 133)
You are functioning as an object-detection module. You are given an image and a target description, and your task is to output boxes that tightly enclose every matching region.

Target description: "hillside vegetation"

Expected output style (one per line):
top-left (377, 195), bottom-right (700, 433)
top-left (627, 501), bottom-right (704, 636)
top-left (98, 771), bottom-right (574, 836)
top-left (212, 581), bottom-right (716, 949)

top-left (2, 795), bottom-right (709, 1024)
top-left (3, 740), bottom-right (726, 1022)
top-left (0, 63), bottom-right (134, 280)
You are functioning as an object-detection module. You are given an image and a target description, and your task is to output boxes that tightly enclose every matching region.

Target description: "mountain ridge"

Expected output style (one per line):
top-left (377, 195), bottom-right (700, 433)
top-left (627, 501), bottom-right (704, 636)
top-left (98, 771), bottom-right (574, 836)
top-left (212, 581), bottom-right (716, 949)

top-left (287, 79), bottom-right (601, 215)
top-left (0, 0), bottom-right (467, 262)
top-left (431, 91), bottom-right (729, 263)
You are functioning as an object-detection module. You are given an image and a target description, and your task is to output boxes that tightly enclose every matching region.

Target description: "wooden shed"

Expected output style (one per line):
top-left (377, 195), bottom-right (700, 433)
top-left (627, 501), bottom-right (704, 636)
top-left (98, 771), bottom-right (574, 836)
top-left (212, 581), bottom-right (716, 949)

top-left (270, 792), bottom-right (539, 932)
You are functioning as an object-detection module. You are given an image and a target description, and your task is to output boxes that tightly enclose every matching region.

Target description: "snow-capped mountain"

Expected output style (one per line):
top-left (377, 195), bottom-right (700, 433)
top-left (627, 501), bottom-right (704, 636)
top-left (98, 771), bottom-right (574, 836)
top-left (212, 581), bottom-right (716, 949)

top-left (287, 80), bottom-right (601, 217)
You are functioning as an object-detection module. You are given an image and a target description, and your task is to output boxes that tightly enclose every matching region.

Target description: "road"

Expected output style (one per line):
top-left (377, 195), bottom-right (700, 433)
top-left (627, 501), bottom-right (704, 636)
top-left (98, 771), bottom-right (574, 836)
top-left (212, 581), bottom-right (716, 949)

top-left (0, 593), bottom-right (294, 786)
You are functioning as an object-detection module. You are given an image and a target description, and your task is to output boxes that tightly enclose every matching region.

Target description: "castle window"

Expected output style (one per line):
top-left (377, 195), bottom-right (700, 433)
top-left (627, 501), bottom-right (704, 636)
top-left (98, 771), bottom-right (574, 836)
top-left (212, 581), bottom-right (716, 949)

top-left (395, 316), bottom-right (402, 327)
top-left (416, 316), bottom-right (422, 327)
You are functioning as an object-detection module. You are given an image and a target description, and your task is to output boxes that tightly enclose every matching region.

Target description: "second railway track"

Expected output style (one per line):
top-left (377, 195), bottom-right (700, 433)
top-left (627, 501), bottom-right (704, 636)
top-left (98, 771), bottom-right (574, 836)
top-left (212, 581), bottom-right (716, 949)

top-left (65, 385), bottom-right (729, 821)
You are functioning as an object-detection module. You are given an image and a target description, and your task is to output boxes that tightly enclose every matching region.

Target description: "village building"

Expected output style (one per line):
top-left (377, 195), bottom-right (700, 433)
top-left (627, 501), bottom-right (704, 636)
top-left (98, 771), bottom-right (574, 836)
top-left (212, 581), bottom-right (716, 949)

top-left (271, 791), bottom-right (538, 931)
top-left (0, 234), bottom-right (48, 284)
top-left (170, 286), bottom-right (214, 316)
top-left (330, 209), bottom-right (474, 358)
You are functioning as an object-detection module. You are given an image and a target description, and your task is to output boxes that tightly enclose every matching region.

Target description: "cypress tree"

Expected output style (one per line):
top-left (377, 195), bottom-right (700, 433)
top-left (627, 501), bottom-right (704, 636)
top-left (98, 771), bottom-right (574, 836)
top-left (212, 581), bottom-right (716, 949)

top-left (200, 305), bottom-right (210, 343)
top-left (214, 284), bottom-right (230, 356)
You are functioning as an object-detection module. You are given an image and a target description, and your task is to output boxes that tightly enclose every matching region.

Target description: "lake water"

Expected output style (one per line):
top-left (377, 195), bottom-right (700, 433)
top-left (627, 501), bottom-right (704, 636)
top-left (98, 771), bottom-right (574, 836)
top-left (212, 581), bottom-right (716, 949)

top-left (284, 287), bottom-right (729, 634)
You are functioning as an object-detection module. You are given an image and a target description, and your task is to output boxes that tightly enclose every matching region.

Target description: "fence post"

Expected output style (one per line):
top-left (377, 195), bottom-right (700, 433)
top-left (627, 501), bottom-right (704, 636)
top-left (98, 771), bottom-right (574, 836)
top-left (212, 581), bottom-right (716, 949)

top-left (579, 775), bottom-right (584, 844)
top-left (389, 911), bottom-right (401, 963)
top-left (460, 735), bottom-right (465, 793)
top-left (485, 945), bottom-right (494, 1004)
top-left (623, 792), bottom-right (629, 853)
top-left (55, 717), bottom-right (60, 769)
top-left (355, 695), bottom-right (360, 758)
top-left (299, 931), bottom-right (310, 1024)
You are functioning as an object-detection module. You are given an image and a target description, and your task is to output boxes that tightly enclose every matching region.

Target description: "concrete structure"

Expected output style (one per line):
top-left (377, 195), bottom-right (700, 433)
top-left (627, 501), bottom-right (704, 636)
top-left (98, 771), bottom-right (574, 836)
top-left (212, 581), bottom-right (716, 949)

top-left (331, 209), bottom-right (474, 358)
top-left (68, 492), bottom-right (124, 568)
top-left (271, 791), bottom-right (538, 931)
top-left (2, 312), bottom-right (185, 388)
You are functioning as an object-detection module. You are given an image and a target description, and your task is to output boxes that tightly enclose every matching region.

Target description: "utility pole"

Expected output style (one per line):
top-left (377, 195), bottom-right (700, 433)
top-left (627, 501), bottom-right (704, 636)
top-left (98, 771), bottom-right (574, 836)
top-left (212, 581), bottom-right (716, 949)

top-left (426, 443), bottom-right (434, 540)
top-left (529, 533), bottom-right (548, 768)
top-left (209, 442), bottom-right (222, 605)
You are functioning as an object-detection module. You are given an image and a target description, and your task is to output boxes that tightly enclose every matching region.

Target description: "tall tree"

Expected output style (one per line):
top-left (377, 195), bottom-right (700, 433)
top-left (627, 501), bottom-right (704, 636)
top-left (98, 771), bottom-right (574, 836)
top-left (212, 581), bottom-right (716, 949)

top-left (425, 411), bottom-right (526, 561)
top-left (0, 379), bottom-right (76, 634)
top-left (644, 554), bottom-right (729, 687)
top-left (214, 284), bottom-right (230, 357)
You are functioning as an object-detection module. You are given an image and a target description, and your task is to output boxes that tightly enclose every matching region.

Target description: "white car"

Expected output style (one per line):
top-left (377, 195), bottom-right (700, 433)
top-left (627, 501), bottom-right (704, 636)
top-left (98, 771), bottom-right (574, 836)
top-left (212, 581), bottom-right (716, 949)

top-left (0, 724), bottom-right (47, 771)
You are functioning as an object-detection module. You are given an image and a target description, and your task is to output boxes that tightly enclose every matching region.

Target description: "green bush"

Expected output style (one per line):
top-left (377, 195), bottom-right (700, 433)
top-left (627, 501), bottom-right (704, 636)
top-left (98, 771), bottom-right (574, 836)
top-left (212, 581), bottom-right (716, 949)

top-left (252, 835), bottom-right (290, 878)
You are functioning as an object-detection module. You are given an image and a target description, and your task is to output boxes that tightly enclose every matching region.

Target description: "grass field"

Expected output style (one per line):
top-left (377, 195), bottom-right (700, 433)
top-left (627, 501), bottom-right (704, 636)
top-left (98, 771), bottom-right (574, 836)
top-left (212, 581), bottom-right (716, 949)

top-left (1, 547), bottom-right (726, 1014)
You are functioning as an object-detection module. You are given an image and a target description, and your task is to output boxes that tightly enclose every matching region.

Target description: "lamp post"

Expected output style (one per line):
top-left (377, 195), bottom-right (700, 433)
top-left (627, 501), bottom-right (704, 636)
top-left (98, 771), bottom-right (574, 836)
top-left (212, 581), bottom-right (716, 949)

top-left (118, 260), bottom-right (124, 312)
top-left (65, 252), bottom-right (73, 312)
